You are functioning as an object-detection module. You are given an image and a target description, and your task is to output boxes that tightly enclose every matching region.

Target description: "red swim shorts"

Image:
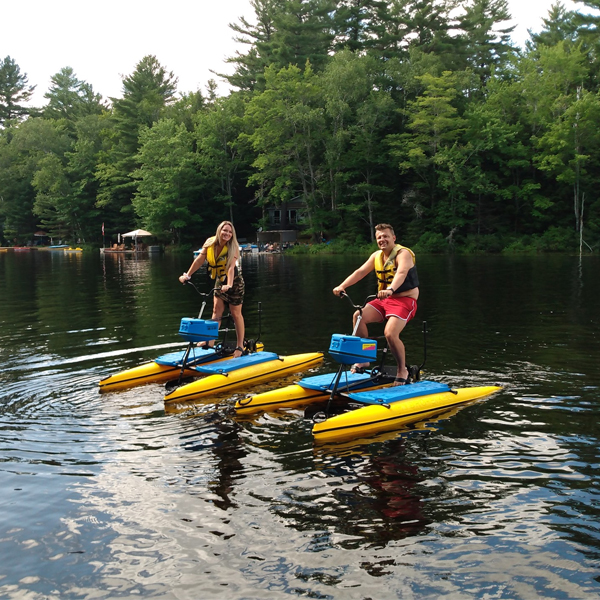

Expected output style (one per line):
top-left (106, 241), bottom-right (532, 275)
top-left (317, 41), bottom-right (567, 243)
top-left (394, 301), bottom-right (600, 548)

top-left (368, 296), bottom-right (417, 322)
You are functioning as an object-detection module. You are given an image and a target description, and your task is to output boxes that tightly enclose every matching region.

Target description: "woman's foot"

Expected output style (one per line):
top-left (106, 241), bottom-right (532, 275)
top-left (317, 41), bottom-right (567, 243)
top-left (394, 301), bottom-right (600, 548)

top-left (350, 363), bottom-right (369, 374)
top-left (233, 346), bottom-right (244, 359)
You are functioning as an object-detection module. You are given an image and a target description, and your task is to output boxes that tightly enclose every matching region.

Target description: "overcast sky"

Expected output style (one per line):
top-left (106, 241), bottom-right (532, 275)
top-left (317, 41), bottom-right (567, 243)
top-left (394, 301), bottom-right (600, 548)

top-left (3, 0), bottom-right (582, 107)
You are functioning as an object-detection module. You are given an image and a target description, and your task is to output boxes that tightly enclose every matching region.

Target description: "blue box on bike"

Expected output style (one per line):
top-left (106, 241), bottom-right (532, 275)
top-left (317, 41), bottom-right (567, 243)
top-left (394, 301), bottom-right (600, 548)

top-left (328, 334), bottom-right (377, 364)
top-left (178, 318), bottom-right (219, 343)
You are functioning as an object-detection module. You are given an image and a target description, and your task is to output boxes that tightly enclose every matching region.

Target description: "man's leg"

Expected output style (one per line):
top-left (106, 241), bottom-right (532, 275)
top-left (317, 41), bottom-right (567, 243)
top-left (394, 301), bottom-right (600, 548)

top-left (384, 316), bottom-right (409, 385)
top-left (350, 305), bottom-right (383, 372)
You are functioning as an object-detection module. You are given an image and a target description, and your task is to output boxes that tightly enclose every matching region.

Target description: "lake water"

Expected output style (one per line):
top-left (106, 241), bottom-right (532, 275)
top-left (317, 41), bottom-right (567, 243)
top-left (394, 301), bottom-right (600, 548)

top-left (1, 249), bottom-right (599, 599)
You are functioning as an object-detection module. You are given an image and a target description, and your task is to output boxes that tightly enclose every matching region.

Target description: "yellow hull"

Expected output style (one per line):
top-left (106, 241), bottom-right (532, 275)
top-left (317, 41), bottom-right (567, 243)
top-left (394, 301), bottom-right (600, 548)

top-left (235, 384), bottom-right (329, 413)
top-left (99, 343), bottom-right (264, 392)
top-left (164, 352), bottom-right (324, 404)
top-left (99, 361), bottom-right (208, 392)
top-left (234, 380), bottom-right (391, 414)
top-left (312, 386), bottom-right (501, 442)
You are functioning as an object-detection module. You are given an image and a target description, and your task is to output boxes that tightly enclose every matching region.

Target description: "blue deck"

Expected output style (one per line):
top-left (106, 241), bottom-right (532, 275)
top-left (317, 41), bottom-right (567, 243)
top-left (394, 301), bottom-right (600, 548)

top-left (194, 352), bottom-right (280, 375)
top-left (298, 371), bottom-right (375, 392)
top-left (346, 380), bottom-right (452, 405)
top-left (155, 348), bottom-right (217, 367)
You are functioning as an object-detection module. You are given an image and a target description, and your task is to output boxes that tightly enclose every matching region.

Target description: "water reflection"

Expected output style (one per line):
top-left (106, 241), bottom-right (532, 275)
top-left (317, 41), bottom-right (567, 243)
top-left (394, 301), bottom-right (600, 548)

top-left (314, 436), bottom-right (430, 542)
top-left (180, 414), bottom-right (247, 511)
top-left (1, 251), bottom-right (600, 598)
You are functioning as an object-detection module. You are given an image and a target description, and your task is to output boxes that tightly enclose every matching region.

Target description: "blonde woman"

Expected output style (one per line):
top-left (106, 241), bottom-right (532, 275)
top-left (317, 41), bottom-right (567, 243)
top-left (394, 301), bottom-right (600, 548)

top-left (179, 221), bottom-right (245, 358)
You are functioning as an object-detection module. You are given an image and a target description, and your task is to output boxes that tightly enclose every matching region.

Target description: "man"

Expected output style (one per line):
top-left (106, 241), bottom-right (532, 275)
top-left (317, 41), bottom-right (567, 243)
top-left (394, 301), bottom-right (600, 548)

top-left (332, 223), bottom-right (419, 385)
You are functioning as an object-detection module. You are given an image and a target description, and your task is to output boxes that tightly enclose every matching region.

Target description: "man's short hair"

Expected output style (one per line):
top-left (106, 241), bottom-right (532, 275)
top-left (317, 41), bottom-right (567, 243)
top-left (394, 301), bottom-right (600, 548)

top-left (375, 223), bottom-right (395, 235)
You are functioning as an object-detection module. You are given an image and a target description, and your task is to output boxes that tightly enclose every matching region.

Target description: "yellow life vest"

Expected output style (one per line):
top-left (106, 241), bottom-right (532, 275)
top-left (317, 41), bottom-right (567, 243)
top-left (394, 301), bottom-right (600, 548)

top-left (374, 244), bottom-right (417, 292)
top-left (205, 237), bottom-right (228, 283)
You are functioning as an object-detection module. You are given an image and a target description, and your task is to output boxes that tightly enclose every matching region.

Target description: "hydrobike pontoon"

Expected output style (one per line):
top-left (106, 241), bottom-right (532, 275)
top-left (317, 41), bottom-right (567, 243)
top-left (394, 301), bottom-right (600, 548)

top-left (235, 293), bottom-right (501, 442)
top-left (100, 284), bottom-right (322, 394)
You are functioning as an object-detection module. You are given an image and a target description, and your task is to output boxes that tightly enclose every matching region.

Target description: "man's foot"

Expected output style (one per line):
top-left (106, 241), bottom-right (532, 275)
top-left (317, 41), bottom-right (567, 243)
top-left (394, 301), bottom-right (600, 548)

top-left (350, 363), bottom-right (369, 374)
top-left (393, 368), bottom-right (410, 386)
top-left (197, 342), bottom-right (214, 350)
top-left (233, 346), bottom-right (244, 359)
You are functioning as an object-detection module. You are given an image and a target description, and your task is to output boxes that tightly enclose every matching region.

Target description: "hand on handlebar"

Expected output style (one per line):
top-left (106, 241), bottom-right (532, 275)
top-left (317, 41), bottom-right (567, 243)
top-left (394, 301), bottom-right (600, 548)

top-left (333, 286), bottom-right (346, 297)
top-left (377, 288), bottom-right (394, 299)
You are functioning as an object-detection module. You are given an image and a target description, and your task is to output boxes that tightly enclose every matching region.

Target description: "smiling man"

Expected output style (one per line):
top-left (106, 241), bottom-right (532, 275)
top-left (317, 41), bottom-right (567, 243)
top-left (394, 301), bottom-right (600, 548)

top-left (333, 223), bottom-right (419, 385)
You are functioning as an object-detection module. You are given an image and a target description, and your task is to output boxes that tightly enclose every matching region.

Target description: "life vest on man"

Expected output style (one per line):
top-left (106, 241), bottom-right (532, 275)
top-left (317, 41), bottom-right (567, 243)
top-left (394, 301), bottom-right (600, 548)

top-left (374, 244), bottom-right (419, 292)
top-left (205, 237), bottom-right (228, 283)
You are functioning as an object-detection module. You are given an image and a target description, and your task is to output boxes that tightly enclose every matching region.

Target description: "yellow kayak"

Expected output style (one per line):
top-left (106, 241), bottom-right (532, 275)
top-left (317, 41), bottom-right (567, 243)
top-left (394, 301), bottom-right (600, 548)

top-left (165, 352), bottom-right (324, 404)
top-left (312, 385), bottom-right (501, 442)
top-left (99, 343), bottom-right (264, 392)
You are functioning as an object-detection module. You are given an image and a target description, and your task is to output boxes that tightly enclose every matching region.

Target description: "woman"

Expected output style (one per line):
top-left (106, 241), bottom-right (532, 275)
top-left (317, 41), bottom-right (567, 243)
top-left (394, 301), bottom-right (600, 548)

top-left (179, 221), bottom-right (245, 358)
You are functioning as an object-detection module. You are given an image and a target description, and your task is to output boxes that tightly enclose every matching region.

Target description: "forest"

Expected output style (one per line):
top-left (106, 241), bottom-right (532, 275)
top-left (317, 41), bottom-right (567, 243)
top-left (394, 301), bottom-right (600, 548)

top-left (1, 0), bottom-right (599, 254)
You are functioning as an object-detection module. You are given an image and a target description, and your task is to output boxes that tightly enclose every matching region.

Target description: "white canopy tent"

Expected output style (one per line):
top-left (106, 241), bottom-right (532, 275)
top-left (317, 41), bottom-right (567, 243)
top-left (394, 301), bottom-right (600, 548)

top-left (122, 229), bottom-right (153, 251)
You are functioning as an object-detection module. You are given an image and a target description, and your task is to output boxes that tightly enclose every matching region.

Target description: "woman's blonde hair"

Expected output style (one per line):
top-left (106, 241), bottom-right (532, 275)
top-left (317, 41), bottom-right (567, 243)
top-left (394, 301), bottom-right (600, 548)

top-left (214, 221), bottom-right (240, 273)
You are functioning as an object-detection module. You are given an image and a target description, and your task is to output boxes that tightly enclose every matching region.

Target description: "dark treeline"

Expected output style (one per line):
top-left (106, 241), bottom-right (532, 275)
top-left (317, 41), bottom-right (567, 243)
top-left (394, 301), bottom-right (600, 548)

top-left (1, 0), bottom-right (600, 253)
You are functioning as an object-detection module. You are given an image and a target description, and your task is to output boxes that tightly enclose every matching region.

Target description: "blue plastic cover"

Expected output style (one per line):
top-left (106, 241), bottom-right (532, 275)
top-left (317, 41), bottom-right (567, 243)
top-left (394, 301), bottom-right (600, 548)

top-left (346, 380), bottom-right (452, 405)
top-left (178, 318), bottom-right (219, 342)
top-left (194, 352), bottom-right (279, 375)
top-left (329, 334), bottom-right (377, 364)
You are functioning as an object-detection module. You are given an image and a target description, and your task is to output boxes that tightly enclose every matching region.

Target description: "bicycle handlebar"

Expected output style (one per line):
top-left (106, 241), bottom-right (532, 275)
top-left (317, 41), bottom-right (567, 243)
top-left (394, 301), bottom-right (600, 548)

top-left (338, 290), bottom-right (376, 312)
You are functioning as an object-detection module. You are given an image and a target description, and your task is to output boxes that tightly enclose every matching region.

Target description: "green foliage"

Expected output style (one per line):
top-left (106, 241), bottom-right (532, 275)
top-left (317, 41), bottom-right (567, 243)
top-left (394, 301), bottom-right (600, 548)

top-left (412, 231), bottom-right (448, 254)
top-left (502, 227), bottom-right (578, 253)
top-left (0, 119), bottom-right (72, 242)
top-left (4, 2), bottom-right (600, 253)
top-left (43, 67), bottom-right (104, 124)
top-left (96, 56), bottom-right (178, 222)
top-left (0, 56), bottom-right (35, 126)
top-left (133, 118), bottom-right (200, 242)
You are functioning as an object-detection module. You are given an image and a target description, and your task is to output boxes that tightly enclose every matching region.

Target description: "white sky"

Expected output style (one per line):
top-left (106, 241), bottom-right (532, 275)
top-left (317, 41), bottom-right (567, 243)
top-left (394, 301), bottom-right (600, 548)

top-left (2, 0), bottom-right (581, 107)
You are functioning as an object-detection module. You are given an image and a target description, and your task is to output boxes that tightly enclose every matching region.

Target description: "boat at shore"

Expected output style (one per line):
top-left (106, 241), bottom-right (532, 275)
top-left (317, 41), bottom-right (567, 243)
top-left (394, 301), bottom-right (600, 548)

top-left (101, 247), bottom-right (145, 254)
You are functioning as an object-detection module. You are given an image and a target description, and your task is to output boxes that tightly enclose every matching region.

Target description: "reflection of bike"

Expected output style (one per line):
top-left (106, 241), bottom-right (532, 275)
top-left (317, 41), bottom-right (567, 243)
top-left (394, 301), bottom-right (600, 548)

top-left (236, 292), bottom-right (501, 443)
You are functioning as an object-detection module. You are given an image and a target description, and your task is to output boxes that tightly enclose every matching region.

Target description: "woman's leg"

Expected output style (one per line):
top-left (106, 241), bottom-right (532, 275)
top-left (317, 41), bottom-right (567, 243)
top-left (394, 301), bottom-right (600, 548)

top-left (199, 296), bottom-right (226, 349)
top-left (229, 303), bottom-right (245, 358)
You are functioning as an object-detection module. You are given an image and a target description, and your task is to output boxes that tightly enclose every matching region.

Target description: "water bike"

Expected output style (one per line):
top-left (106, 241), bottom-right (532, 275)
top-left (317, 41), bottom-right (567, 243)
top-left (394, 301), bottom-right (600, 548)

top-left (235, 293), bottom-right (501, 442)
top-left (157, 285), bottom-right (323, 404)
top-left (99, 284), bottom-right (266, 392)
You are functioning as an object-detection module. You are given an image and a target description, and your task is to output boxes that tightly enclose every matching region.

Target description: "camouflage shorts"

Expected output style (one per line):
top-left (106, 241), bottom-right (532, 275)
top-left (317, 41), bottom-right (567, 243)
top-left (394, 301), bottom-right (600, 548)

top-left (215, 275), bottom-right (245, 306)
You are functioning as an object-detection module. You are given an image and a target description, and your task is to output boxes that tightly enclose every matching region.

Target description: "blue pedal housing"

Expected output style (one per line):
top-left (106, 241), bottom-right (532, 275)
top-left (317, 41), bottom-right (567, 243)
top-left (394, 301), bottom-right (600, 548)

top-left (329, 334), bottom-right (377, 364)
top-left (178, 318), bottom-right (219, 343)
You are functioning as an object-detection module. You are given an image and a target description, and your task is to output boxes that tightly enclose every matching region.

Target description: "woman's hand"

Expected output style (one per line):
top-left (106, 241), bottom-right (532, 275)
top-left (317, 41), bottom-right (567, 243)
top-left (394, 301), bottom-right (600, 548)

top-left (179, 273), bottom-right (190, 284)
top-left (221, 284), bottom-right (231, 292)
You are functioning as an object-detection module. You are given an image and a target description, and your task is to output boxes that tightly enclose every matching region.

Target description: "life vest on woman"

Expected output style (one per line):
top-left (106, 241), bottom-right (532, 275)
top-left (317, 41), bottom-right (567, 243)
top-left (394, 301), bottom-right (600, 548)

top-left (205, 237), bottom-right (229, 283)
top-left (374, 244), bottom-right (419, 292)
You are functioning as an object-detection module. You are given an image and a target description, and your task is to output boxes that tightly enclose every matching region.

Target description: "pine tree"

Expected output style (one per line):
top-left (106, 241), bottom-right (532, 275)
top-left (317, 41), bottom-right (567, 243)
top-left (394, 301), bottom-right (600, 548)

top-left (43, 67), bottom-right (104, 123)
top-left (0, 56), bottom-right (36, 126)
